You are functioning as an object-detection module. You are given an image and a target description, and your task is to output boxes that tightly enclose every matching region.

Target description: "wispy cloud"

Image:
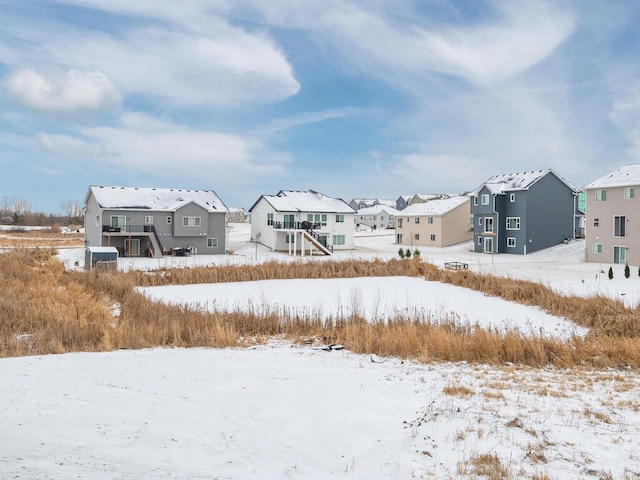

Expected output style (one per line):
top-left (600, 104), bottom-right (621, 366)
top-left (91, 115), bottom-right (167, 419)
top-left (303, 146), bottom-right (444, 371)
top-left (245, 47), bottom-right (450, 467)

top-left (254, 107), bottom-right (376, 136)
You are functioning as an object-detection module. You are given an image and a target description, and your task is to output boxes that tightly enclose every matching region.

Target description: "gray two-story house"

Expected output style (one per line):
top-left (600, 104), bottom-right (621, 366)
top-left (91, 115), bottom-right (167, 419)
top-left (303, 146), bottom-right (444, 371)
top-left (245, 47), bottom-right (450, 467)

top-left (470, 170), bottom-right (581, 255)
top-left (84, 185), bottom-right (228, 257)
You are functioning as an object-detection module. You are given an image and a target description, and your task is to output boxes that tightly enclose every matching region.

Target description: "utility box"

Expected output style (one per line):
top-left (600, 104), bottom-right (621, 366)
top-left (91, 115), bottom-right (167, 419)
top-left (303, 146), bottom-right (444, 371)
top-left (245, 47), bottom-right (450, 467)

top-left (85, 246), bottom-right (118, 270)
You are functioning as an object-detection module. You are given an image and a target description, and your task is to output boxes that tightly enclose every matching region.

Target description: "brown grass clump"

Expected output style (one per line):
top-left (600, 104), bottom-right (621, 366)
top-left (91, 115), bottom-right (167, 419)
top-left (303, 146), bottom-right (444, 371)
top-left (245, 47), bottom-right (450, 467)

top-left (443, 384), bottom-right (475, 397)
top-left (3, 250), bottom-right (640, 370)
top-left (458, 453), bottom-right (510, 480)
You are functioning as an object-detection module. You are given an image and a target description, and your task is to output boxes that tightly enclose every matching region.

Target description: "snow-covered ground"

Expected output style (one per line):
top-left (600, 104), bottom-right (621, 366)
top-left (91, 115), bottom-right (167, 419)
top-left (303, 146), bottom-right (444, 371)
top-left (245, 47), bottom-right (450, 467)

top-left (2, 345), bottom-right (639, 479)
top-left (139, 276), bottom-right (587, 340)
top-left (4, 224), bottom-right (639, 478)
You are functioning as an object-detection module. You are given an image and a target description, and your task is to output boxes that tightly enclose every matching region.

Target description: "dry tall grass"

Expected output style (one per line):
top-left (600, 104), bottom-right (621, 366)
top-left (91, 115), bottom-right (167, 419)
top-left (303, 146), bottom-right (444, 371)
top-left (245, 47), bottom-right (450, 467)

top-left (2, 250), bottom-right (640, 369)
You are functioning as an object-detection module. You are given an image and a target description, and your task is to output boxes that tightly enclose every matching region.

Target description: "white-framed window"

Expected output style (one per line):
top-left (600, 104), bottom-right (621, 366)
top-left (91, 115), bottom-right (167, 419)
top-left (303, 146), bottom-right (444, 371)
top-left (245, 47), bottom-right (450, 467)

top-left (473, 196), bottom-right (478, 206)
top-left (285, 234), bottom-right (293, 244)
top-left (509, 193), bottom-right (515, 202)
top-left (321, 214), bottom-right (327, 226)
top-left (397, 234), bottom-right (403, 243)
top-left (593, 218), bottom-right (599, 227)
top-left (166, 216), bottom-right (172, 224)
top-left (397, 218), bottom-right (403, 228)
top-left (428, 217), bottom-right (433, 224)
top-left (267, 213), bottom-right (274, 226)
top-left (595, 189), bottom-right (607, 202)
top-left (144, 215), bottom-right (153, 224)
top-left (625, 187), bottom-right (635, 199)
top-left (332, 234), bottom-right (345, 245)
top-left (478, 237), bottom-right (482, 245)
top-left (506, 217), bottom-right (520, 230)
top-left (478, 217), bottom-right (482, 225)
top-left (182, 216), bottom-right (201, 227)
top-left (207, 238), bottom-right (218, 248)
top-left (430, 234), bottom-right (436, 241)
top-left (414, 233), bottom-right (419, 241)
top-left (415, 217), bottom-right (420, 224)
top-left (592, 243), bottom-right (602, 254)
top-left (507, 237), bottom-right (516, 247)
top-left (481, 194), bottom-right (490, 205)
top-left (335, 214), bottom-right (344, 223)
top-left (614, 215), bottom-right (626, 237)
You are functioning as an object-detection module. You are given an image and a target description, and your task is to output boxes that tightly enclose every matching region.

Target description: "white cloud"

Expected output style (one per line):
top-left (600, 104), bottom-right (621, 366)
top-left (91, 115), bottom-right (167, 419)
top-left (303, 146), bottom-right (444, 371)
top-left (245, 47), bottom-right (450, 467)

top-left (3, 67), bottom-right (121, 114)
top-left (37, 113), bottom-right (288, 181)
top-left (254, 107), bottom-right (375, 136)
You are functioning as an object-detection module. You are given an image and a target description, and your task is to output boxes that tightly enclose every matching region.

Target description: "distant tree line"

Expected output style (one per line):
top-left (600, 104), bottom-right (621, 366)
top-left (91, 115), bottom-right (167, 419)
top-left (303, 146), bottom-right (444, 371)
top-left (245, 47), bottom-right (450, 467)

top-left (0, 195), bottom-right (83, 227)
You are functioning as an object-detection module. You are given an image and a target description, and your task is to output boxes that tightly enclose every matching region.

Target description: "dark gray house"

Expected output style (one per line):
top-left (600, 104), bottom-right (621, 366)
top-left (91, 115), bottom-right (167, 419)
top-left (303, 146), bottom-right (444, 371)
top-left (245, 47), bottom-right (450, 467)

top-left (470, 170), bottom-right (580, 255)
top-left (84, 185), bottom-right (228, 257)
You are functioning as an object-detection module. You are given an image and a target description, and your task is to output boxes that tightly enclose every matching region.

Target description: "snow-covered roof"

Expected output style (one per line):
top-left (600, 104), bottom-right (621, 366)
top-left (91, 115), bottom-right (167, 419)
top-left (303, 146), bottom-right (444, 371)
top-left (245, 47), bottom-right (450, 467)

top-left (252, 190), bottom-right (354, 213)
top-left (399, 196), bottom-right (469, 216)
top-left (356, 205), bottom-right (399, 216)
top-left (472, 170), bottom-right (579, 195)
top-left (584, 164), bottom-right (640, 189)
top-left (412, 193), bottom-right (450, 202)
top-left (86, 246), bottom-right (118, 253)
top-left (228, 207), bottom-right (245, 213)
top-left (87, 185), bottom-right (228, 213)
top-left (375, 199), bottom-right (396, 208)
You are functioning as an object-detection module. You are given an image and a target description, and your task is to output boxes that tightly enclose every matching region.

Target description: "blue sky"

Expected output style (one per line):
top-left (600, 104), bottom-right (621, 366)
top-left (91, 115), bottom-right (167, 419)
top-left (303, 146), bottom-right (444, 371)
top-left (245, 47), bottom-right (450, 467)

top-left (1, 0), bottom-right (639, 213)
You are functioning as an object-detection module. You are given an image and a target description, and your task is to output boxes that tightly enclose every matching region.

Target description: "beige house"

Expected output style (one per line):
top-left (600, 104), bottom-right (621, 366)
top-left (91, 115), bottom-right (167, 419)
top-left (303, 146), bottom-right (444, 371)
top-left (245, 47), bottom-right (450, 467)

top-left (584, 164), bottom-right (640, 264)
top-left (395, 196), bottom-right (473, 247)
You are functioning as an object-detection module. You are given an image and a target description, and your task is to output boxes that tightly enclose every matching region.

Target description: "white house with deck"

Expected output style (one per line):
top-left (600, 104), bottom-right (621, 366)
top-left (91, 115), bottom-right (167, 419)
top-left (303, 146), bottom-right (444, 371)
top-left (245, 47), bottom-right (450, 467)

top-left (249, 190), bottom-right (355, 255)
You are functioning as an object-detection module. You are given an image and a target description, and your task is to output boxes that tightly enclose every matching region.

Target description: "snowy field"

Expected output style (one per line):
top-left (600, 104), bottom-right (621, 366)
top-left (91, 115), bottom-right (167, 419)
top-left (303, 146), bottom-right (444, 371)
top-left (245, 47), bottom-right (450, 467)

top-left (139, 276), bottom-right (588, 340)
top-left (2, 346), bottom-right (639, 479)
top-left (3, 224), bottom-right (639, 478)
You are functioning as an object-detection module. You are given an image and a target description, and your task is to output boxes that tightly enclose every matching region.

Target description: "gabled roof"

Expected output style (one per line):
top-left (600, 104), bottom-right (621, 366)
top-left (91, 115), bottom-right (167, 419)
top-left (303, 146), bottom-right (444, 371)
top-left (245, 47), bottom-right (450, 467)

top-left (250, 190), bottom-right (354, 213)
top-left (471, 169), bottom-right (580, 195)
top-left (356, 204), bottom-right (399, 215)
top-left (85, 185), bottom-right (228, 213)
top-left (399, 196), bottom-right (469, 216)
top-left (584, 164), bottom-right (640, 189)
top-left (411, 193), bottom-right (450, 202)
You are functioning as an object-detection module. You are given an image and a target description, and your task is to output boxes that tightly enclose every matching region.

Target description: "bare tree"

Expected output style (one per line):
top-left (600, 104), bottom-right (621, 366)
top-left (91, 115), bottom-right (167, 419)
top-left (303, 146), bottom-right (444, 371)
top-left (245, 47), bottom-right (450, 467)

top-left (60, 201), bottom-right (83, 225)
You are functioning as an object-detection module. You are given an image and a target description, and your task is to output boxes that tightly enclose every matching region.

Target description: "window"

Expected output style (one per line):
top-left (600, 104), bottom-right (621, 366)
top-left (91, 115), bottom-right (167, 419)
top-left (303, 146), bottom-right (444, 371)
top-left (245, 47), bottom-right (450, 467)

top-left (182, 216), bottom-right (201, 227)
top-left (207, 238), bottom-right (218, 248)
top-left (414, 234), bottom-right (419, 241)
top-left (415, 217), bottom-right (420, 224)
top-left (625, 187), bottom-right (635, 199)
top-left (509, 193), bottom-right (515, 202)
top-left (484, 217), bottom-right (494, 233)
top-left (614, 215), bottom-right (626, 237)
top-left (473, 196), bottom-right (478, 206)
top-left (166, 216), bottom-right (172, 224)
top-left (144, 215), bottom-right (153, 224)
top-left (592, 243), bottom-right (602, 254)
top-left (397, 234), bottom-right (403, 243)
top-left (428, 217), bottom-right (433, 224)
top-left (430, 234), bottom-right (436, 241)
top-left (321, 214), bottom-right (327, 226)
top-left (397, 218), bottom-right (403, 228)
top-left (507, 237), bottom-right (516, 248)
top-left (481, 194), bottom-right (490, 205)
top-left (506, 217), bottom-right (520, 230)
top-left (614, 246), bottom-right (627, 264)
top-left (335, 214), bottom-right (344, 223)
top-left (478, 237), bottom-right (482, 245)
top-left (332, 235), bottom-right (345, 245)
top-left (285, 234), bottom-right (293, 244)
top-left (593, 218), bottom-right (599, 227)
top-left (595, 189), bottom-right (607, 202)
top-left (267, 213), bottom-right (274, 226)
top-left (478, 217), bottom-right (482, 225)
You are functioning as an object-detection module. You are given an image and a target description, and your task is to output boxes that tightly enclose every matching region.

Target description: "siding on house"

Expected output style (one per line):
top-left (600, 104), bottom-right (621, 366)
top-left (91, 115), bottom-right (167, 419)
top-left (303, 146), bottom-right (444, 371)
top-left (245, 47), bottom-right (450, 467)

top-left (470, 170), bottom-right (579, 255)
top-left (249, 190), bottom-right (355, 253)
top-left (84, 185), bottom-right (228, 256)
top-left (395, 196), bottom-right (472, 248)
top-left (584, 164), bottom-right (640, 264)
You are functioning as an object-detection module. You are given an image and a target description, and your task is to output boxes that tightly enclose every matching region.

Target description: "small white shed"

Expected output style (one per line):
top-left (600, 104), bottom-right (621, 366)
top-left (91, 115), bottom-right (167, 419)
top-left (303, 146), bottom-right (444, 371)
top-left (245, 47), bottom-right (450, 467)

top-left (85, 246), bottom-right (118, 270)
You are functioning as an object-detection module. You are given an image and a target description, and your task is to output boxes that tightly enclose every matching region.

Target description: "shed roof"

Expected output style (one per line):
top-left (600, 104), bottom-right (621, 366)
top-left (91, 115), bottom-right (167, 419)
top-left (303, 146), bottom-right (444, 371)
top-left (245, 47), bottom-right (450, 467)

top-left (584, 164), bottom-right (640, 189)
top-left (250, 190), bottom-right (354, 213)
top-left (86, 185), bottom-right (228, 213)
